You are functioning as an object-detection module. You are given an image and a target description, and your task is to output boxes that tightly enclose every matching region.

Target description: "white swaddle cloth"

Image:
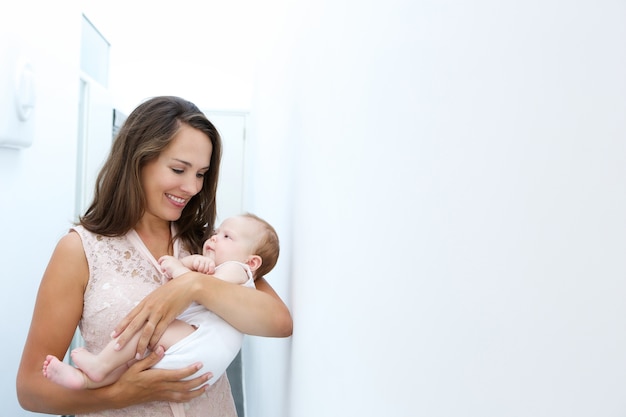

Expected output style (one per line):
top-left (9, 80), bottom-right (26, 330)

top-left (156, 261), bottom-right (255, 417)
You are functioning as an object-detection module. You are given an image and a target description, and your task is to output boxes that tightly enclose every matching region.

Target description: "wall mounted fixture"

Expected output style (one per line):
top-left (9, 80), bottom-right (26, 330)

top-left (0, 49), bottom-right (36, 149)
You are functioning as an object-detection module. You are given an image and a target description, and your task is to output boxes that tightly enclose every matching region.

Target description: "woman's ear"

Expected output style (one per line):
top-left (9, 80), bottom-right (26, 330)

top-left (246, 255), bottom-right (262, 272)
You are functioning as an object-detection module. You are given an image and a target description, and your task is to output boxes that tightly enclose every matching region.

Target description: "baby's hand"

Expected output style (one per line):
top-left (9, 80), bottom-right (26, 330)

top-left (192, 257), bottom-right (216, 275)
top-left (158, 255), bottom-right (188, 279)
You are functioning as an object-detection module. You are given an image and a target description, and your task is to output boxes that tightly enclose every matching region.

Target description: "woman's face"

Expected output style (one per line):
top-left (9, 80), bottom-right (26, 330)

top-left (141, 124), bottom-right (213, 223)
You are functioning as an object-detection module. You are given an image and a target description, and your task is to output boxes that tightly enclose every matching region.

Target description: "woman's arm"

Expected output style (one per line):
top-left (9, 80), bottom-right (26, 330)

top-left (16, 232), bottom-right (209, 414)
top-left (114, 271), bottom-right (293, 358)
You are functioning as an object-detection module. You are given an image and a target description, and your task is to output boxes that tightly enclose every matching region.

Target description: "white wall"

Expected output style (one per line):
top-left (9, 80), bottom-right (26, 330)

top-left (245, 0), bottom-right (626, 416)
top-left (0, 1), bottom-right (82, 415)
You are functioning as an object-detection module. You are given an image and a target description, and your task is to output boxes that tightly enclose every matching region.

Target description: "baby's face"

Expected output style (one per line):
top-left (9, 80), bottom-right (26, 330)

top-left (204, 216), bottom-right (262, 265)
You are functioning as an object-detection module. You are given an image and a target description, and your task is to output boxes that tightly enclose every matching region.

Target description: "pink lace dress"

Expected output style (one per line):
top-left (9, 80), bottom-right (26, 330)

top-left (73, 225), bottom-right (237, 417)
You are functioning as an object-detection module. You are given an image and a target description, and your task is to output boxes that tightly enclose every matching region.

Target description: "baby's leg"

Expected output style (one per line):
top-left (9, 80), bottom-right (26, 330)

top-left (43, 355), bottom-right (89, 390)
top-left (71, 329), bottom-right (143, 383)
top-left (72, 319), bottom-right (195, 383)
top-left (43, 354), bottom-right (131, 390)
top-left (158, 319), bottom-right (196, 348)
top-left (83, 362), bottom-right (133, 389)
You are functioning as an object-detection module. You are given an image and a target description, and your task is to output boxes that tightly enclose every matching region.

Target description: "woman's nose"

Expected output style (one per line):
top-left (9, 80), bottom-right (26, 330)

top-left (181, 175), bottom-right (202, 195)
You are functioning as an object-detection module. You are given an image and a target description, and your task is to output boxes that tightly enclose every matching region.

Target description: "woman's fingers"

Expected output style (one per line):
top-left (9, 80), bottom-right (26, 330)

top-left (167, 378), bottom-right (211, 403)
top-left (132, 345), bottom-right (165, 369)
top-left (146, 319), bottom-right (171, 355)
top-left (112, 346), bottom-right (212, 405)
top-left (160, 369), bottom-right (213, 402)
top-left (138, 320), bottom-right (156, 356)
top-left (130, 350), bottom-right (212, 398)
top-left (113, 275), bottom-right (195, 356)
top-left (111, 304), bottom-right (146, 345)
top-left (114, 299), bottom-right (166, 357)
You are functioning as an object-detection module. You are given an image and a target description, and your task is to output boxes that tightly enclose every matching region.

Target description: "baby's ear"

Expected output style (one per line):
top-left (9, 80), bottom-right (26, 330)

top-left (246, 255), bottom-right (262, 272)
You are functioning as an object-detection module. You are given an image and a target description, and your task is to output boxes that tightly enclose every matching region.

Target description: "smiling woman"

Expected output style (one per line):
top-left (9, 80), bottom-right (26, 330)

top-left (16, 96), bottom-right (293, 417)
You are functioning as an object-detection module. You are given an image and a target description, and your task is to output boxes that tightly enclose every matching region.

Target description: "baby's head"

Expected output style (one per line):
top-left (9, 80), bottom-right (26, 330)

top-left (203, 213), bottom-right (279, 279)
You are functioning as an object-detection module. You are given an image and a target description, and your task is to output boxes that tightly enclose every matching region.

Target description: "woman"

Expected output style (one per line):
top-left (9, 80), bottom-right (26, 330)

top-left (16, 96), bottom-right (292, 416)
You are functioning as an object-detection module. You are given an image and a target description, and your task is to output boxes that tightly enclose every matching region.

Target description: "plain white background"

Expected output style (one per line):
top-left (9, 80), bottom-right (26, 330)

top-left (82, 0), bottom-right (263, 114)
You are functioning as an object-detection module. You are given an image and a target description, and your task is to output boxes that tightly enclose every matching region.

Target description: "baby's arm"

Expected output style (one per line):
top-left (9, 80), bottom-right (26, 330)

top-left (159, 255), bottom-right (215, 279)
top-left (159, 256), bottom-right (191, 279)
top-left (186, 255), bottom-right (216, 275)
top-left (213, 262), bottom-right (250, 285)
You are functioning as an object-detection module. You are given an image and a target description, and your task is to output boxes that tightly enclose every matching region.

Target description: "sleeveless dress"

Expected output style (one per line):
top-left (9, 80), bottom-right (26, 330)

top-left (73, 225), bottom-right (238, 417)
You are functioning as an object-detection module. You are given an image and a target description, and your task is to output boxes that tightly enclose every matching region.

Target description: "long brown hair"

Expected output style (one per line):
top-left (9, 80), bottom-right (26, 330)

top-left (79, 96), bottom-right (222, 253)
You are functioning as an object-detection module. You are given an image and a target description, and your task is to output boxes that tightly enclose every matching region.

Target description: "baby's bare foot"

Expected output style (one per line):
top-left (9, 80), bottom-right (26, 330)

top-left (71, 347), bottom-right (107, 382)
top-left (42, 355), bottom-right (88, 390)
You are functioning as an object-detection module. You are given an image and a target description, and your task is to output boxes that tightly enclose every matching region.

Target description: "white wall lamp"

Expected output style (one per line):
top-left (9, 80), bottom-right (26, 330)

top-left (0, 54), bottom-right (36, 149)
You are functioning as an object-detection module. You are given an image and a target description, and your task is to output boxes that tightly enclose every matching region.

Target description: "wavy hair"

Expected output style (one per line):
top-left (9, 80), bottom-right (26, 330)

top-left (79, 96), bottom-right (222, 253)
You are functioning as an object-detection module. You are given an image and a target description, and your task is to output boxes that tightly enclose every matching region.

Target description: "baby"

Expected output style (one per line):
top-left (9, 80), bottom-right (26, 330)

top-left (43, 213), bottom-right (279, 390)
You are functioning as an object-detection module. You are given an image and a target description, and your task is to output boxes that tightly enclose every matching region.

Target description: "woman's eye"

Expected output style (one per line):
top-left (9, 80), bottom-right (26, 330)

top-left (196, 172), bottom-right (206, 178)
top-left (172, 168), bottom-right (184, 174)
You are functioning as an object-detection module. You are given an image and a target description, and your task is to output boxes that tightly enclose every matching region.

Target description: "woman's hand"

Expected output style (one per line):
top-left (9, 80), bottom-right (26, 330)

top-left (114, 269), bottom-right (293, 359)
top-left (112, 273), bottom-right (197, 358)
top-left (109, 346), bottom-right (211, 407)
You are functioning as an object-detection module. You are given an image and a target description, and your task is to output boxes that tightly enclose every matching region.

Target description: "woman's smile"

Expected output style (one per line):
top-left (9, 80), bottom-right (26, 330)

top-left (166, 193), bottom-right (187, 207)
